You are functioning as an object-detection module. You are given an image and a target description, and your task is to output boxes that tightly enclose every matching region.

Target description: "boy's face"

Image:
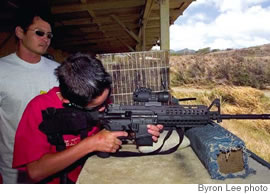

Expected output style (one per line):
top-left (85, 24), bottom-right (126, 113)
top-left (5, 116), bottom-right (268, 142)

top-left (86, 88), bottom-right (110, 112)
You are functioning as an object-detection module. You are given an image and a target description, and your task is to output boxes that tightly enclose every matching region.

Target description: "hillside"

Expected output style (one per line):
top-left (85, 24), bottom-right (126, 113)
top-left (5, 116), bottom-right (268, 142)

top-left (169, 44), bottom-right (270, 162)
top-left (170, 44), bottom-right (270, 89)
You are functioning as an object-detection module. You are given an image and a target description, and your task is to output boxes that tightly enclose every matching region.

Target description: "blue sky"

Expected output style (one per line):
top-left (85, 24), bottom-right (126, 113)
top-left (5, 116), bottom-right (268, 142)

top-left (169, 0), bottom-right (270, 51)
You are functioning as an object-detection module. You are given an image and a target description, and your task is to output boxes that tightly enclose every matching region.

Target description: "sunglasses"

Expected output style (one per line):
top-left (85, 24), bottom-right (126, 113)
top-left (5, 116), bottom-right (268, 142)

top-left (28, 29), bottom-right (53, 39)
top-left (65, 99), bottom-right (109, 112)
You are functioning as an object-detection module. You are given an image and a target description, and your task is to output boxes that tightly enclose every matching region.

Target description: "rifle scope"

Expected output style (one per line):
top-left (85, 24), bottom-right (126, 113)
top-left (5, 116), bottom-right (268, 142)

top-left (133, 87), bottom-right (169, 102)
top-left (133, 87), bottom-right (196, 104)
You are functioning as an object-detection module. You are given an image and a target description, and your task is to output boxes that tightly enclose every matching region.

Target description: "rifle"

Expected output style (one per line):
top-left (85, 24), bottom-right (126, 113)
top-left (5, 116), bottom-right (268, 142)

top-left (39, 87), bottom-right (270, 151)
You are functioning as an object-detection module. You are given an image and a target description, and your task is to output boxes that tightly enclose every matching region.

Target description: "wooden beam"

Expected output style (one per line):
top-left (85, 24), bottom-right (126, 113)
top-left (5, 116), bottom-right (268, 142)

top-left (55, 30), bottom-right (130, 41)
top-left (142, 0), bottom-right (155, 24)
top-left (54, 16), bottom-right (138, 27)
top-left (142, 25), bottom-right (146, 50)
top-left (55, 37), bottom-right (134, 47)
top-left (59, 41), bottom-right (129, 51)
top-left (71, 23), bottom-right (138, 33)
top-left (79, 0), bottom-right (114, 51)
top-left (87, 9), bottom-right (106, 34)
top-left (56, 18), bottom-right (92, 26)
top-left (95, 6), bottom-right (142, 16)
top-left (116, 37), bottom-right (135, 52)
top-left (80, 0), bottom-right (142, 53)
top-left (110, 14), bottom-right (140, 43)
top-left (137, 0), bottom-right (155, 51)
top-left (160, 0), bottom-right (170, 50)
top-left (52, 0), bottom-right (145, 14)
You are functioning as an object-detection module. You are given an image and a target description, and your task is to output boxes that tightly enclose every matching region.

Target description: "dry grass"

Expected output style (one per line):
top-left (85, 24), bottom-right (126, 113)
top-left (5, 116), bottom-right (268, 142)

top-left (170, 44), bottom-right (270, 89)
top-left (169, 44), bottom-right (270, 162)
top-left (172, 86), bottom-right (270, 162)
top-left (221, 120), bottom-right (270, 163)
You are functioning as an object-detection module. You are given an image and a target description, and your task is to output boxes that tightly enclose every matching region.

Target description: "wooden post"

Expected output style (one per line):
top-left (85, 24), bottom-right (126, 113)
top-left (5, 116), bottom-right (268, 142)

top-left (160, 0), bottom-right (170, 51)
top-left (142, 24), bottom-right (146, 51)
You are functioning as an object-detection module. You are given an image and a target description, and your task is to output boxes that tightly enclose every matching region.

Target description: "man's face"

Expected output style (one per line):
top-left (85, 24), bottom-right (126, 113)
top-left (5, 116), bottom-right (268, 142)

top-left (19, 16), bottom-right (52, 55)
top-left (86, 88), bottom-right (110, 112)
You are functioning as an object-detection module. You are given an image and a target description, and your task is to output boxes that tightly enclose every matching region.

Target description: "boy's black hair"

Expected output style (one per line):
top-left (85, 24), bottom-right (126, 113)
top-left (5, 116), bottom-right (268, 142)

top-left (55, 53), bottom-right (112, 107)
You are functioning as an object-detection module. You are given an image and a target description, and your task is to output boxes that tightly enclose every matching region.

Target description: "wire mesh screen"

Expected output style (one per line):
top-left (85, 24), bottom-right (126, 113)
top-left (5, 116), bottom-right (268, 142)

top-left (97, 50), bottom-right (170, 104)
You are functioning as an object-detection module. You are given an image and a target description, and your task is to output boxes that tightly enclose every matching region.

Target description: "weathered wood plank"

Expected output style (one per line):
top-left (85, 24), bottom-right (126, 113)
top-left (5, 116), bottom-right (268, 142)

top-left (52, 0), bottom-right (146, 14)
top-left (111, 14), bottom-right (140, 43)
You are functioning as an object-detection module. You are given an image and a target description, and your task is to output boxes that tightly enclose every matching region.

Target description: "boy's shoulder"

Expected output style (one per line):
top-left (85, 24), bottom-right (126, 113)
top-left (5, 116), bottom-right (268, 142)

top-left (28, 87), bottom-right (61, 109)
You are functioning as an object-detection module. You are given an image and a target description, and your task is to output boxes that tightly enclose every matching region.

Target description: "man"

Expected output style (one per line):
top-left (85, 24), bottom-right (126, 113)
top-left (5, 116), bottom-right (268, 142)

top-left (0, 8), bottom-right (59, 183)
top-left (12, 53), bottom-right (163, 183)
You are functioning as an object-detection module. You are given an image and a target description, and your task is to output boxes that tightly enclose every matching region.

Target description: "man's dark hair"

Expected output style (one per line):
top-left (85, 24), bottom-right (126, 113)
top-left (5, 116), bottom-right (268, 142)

top-left (15, 1), bottom-right (53, 32)
top-left (55, 53), bottom-right (112, 107)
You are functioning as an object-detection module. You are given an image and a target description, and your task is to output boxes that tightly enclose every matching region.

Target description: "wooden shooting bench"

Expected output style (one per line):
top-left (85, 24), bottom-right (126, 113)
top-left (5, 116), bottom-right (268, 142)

top-left (76, 140), bottom-right (270, 184)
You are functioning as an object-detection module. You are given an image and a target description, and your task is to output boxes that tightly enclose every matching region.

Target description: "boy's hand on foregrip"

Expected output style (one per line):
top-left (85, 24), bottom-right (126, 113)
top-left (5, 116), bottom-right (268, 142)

top-left (147, 124), bottom-right (163, 142)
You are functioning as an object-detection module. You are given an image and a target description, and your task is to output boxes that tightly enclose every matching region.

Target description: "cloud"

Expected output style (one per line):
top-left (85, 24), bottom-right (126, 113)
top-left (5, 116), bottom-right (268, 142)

top-left (170, 23), bottom-right (209, 51)
top-left (170, 0), bottom-right (270, 50)
top-left (192, 0), bottom-right (268, 12)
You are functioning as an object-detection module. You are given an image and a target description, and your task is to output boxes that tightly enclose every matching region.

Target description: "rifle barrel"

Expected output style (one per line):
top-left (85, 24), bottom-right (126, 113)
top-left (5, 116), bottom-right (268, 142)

top-left (220, 114), bottom-right (270, 120)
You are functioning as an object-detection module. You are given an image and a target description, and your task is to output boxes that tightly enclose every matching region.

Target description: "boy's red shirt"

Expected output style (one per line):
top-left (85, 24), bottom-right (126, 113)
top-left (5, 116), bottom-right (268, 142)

top-left (13, 87), bottom-right (99, 183)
